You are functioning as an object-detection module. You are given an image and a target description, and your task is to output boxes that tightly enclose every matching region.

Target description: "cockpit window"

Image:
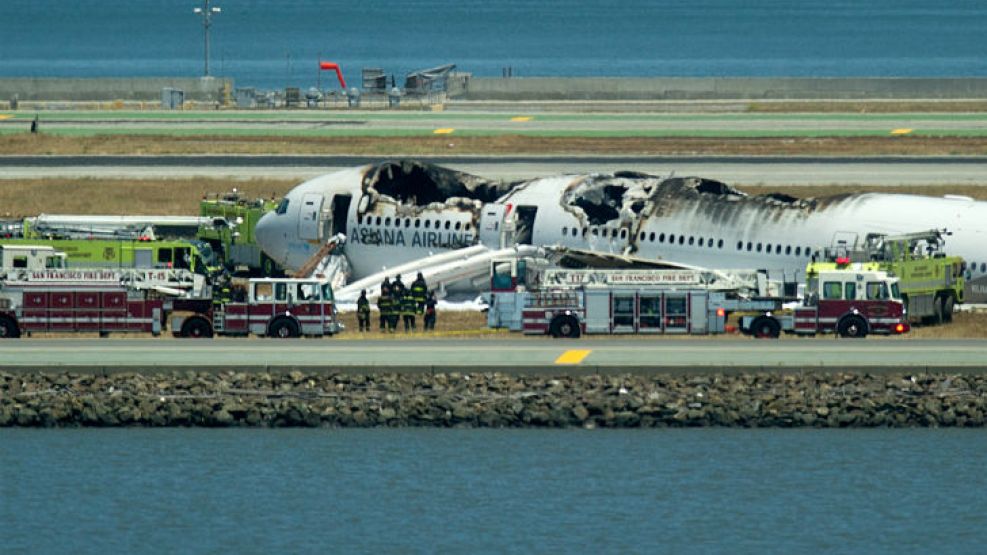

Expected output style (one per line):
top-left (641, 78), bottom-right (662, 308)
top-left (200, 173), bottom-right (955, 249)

top-left (275, 198), bottom-right (290, 215)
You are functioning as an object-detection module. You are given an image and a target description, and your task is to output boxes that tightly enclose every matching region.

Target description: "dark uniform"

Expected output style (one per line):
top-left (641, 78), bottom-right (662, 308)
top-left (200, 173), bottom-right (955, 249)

top-left (423, 292), bottom-right (437, 330)
top-left (356, 290), bottom-right (371, 332)
top-left (401, 289), bottom-right (417, 331)
top-left (410, 272), bottom-right (428, 314)
top-left (377, 283), bottom-right (391, 332)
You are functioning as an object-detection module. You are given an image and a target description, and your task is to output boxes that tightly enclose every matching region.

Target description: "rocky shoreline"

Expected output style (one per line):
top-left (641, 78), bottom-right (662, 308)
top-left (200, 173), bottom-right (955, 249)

top-left (2, 370), bottom-right (985, 428)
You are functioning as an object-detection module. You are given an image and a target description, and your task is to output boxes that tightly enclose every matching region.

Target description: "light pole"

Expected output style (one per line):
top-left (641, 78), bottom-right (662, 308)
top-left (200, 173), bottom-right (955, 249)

top-left (193, 0), bottom-right (221, 77)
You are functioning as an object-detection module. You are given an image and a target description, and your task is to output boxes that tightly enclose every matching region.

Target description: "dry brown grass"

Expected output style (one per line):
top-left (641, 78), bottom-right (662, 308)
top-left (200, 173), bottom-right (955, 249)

top-left (0, 178), bottom-right (297, 218)
top-left (2, 178), bottom-right (987, 219)
top-left (4, 134), bottom-right (987, 156)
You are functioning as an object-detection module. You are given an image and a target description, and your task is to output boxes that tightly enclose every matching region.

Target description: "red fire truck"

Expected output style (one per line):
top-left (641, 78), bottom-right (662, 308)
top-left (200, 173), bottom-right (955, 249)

top-left (741, 269), bottom-right (910, 338)
top-left (0, 269), bottom-right (340, 339)
top-left (170, 278), bottom-right (340, 338)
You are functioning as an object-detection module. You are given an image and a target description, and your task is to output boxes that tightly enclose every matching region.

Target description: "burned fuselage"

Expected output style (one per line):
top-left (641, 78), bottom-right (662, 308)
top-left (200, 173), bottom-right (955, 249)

top-left (255, 160), bottom-right (987, 296)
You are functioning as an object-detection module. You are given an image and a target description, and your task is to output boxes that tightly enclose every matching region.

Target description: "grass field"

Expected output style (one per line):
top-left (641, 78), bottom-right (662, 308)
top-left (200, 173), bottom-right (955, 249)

top-left (2, 178), bottom-right (986, 219)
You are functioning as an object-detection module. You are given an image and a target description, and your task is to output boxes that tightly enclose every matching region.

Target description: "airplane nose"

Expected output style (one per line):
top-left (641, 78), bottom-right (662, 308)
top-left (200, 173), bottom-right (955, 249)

top-left (254, 211), bottom-right (277, 259)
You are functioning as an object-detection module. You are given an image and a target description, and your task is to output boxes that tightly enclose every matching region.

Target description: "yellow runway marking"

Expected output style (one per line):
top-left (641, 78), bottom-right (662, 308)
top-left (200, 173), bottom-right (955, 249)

top-left (433, 128), bottom-right (455, 134)
top-left (555, 349), bottom-right (591, 365)
top-left (0, 114), bottom-right (13, 120)
top-left (890, 128), bottom-right (913, 135)
top-left (510, 116), bottom-right (533, 122)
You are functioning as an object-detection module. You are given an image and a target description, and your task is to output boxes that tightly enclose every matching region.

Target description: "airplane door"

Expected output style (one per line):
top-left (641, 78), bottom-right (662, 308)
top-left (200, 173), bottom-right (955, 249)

top-left (299, 193), bottom-right (324, 241)
top-left (479, 203), bottom-right (511, 248)
top-left (331, 194), bottom-right (351, 237)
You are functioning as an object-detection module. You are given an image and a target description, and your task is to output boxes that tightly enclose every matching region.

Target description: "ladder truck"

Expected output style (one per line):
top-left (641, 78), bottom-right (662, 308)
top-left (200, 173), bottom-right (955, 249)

top-left (0, 267), bottom-right (340, 339)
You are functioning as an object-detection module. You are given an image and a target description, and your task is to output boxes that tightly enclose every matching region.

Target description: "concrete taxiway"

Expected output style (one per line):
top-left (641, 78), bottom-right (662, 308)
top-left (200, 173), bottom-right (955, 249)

top-left (2, 338), bottom-right (986, 373)
top-left (3, 154), bottom-right (987, 185)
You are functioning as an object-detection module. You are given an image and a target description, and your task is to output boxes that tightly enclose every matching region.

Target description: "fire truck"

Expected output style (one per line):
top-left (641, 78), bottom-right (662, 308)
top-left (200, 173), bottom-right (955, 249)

top-left (809, 229), bottom-right (964, 325)
top-left (197, 190), bottom-right (282, 276)
top-left (485, 257), bottom-right (786, 337)
top-left (169, 278), bottom-right (340, 338)
top-left (740, 269), bottom-right (910, 338)
top-left (0, 266), bottom-right (340, 339)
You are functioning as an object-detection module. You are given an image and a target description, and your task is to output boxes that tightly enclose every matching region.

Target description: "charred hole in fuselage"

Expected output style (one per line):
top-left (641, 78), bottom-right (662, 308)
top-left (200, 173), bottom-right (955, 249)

top-left (365, 160), bottom-right (509, 206)
top-left (571, 185), bottom-right (628, 226)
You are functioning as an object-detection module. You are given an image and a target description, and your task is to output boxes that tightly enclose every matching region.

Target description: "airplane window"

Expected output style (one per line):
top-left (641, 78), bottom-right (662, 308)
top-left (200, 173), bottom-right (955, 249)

top-left (785, 245), bottom-right (792, 255)
top-left (582, 228), bottom-right (588, 237)
top-left (414, 219), bottom-right (421, 228)
top-left (795, 246), bottom-right (801, 256)
top-left (776, 244), bottom-right (782, 254)
top-left (591, 228), bottom-right (599, 236)
top-left (668, 234), bottom-right (675, 244)
top-left (375, 216), bottom-right (382, 226)
top-left (678, 235), bottom-right (685, 245)
top-left (981, 263), bottom-right (986, 273)
top-left (405, 218), bottom-right (412, 228)
top-left (747, 242), bottom-right (753, 252)
top-left (620, 229), bottom-right (627, 239)
top-left (455, 222), bottom-right (461, 231)
top-left (562, 227), bottom-right (568, 237)
top-left (658, 233), bottom-right (664, 243)
top-left (698, 237), bottom-right (704, 247)
top-left (688, 236), bottom-right (695, 246)
top-left (464, 223), bottom-right (471, 231)
top-left (612, 228), bottom-right (619, 238)
top-left (424, 220), bottom-right (431, 228)
top-left (756, 243), bottom-right (762, 252)
top-left (275, 198), bottom-right (289, 215)
top-left (806, 247), bottom-right (812, 257)
top-left (434, 220), bottom-right (441, 229)
top-left (766, 244), bottom-right (772, 254)
top-left (639, 232), bottom-right (645, 241)
top-left (737, 241), bottom-right (743, 250)
top-left (384, 217), bottom-right (391, 226)
top-left (444, 221), bottom-right (451, 230)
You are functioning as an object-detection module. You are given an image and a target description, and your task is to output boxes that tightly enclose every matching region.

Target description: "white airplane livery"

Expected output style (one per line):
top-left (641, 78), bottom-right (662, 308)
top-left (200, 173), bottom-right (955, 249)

top-left (254, 160), bottom-right (987, 302)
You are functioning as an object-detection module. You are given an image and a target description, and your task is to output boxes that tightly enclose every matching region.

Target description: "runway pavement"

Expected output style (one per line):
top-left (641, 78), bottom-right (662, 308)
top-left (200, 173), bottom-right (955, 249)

top-left (3, 154), bottom-right (987, 185)
top-left (2, 337), bottom-right (987, 374)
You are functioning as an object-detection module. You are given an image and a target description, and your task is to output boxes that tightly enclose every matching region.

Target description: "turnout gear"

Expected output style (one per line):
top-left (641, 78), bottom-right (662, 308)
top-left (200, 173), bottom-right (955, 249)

top-left (357, 290), bottom-right (371, 332)
top-left (401, 289), bottom-right (417, 332)
top-left (410, 272), bottom-right (428, 314)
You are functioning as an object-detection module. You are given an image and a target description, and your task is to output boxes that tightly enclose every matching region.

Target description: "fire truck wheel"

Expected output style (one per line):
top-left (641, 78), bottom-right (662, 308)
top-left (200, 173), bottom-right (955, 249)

top-left (0, 316), bottom-right (20, 339)
top-left (750, 317), bottom-right (780, 339)
top-left (181, 318), bottom-right (214, 338)
top-left (261, 255), bottom-right (278, 277)
top-left (838, 316), bottom-right (868, 338)
top-left (550, 315), bottom-right (581, 339)
top-left (269, 318), bottom-right (300, 338)
top-left (941, 295), bottom-right (955, 323)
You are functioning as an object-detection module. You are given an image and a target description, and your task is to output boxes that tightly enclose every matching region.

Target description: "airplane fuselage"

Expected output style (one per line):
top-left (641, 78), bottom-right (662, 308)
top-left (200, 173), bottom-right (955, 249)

top-left (255, 162), bottom-right (987, 301)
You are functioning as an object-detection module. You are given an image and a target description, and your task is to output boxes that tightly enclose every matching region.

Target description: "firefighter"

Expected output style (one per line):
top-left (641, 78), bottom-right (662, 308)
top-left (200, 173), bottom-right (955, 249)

top-left (356, 289), bottom-right (371, 332)
top-left (410, 272), bottom-right (428, 314)
top-left (423, 290), bottom-right (437, 331)
top-left (401, 287), bottom-right (417, 332)
top-left (392, 275), bottom-right (406, 298)
top-left (377, 282), bottom-right (391, 332)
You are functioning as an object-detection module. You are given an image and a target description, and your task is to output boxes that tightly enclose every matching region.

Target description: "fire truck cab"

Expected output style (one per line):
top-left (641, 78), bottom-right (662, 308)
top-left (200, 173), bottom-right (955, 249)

top-left (171, 277), bottom-right (340, 338)
top-left (741, 269), bottom-right (910, 338)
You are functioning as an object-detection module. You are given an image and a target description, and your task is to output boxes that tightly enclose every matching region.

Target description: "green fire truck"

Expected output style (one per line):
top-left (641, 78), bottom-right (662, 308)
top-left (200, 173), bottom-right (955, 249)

top-left (0, 237), bottom-right (218, 276)
top-left (807, 230), bottom-right (964, 324)
top-left (197, 190), bottom-right (282, 276)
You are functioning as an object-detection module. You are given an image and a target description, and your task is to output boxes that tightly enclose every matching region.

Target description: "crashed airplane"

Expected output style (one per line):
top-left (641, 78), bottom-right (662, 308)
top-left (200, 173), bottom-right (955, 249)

top-left (254, 160), bottom-right (987, 302)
